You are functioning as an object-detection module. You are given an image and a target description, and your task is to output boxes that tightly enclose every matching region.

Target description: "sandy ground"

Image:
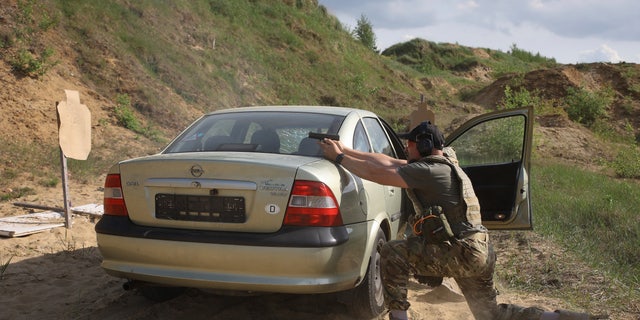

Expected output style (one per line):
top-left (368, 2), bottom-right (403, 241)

top-left (0, 182), bottom-right (607, 320)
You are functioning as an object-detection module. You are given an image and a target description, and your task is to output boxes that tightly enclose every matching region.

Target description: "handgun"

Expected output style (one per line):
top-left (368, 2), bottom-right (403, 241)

top-left (308, 132), bottom-right (340, 141)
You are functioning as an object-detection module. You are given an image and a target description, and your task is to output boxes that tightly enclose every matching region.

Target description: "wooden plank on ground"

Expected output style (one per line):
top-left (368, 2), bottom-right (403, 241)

top-left (71, 203), bottom-right (104, 218)
top-left (0, 211), bottom-right (65, 237)
top-left (0, 204), bottom-right (104, 237)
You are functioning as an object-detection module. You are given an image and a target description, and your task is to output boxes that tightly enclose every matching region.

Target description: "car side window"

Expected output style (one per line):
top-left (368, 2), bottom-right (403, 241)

top-left (448, 115), bottom-right (525, 166)
top-left (363, 117), bottom-right (394, 157)
top-left (353, 121), bottom-right (371, 152)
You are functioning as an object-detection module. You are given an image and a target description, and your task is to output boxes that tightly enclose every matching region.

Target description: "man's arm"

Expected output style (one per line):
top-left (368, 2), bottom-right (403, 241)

top-left (319, 138), bottom-right (406, 165)
top-left (318, 138), bottom-right (409, 188)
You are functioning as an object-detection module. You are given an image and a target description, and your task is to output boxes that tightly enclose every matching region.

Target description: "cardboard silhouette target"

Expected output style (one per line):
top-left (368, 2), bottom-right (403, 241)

top-left (408, 102), bottom-right (436, 129)
top-left (1, 91), bottom-right (98, 234)
top-left (57, 90), bottom-right (92, 228)
top-left (57, 90), bottom-right (91, 160)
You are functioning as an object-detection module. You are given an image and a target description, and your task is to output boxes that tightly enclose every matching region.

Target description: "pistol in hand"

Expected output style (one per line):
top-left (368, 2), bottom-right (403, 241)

top-left (308, 132), bottom-right (340, 141)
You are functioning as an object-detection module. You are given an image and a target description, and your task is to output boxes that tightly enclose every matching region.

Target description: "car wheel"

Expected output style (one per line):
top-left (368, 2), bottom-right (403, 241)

top-left (139, 285), bottom-right (186, 302)
top-left (350, 228), bottom-right (386, 318)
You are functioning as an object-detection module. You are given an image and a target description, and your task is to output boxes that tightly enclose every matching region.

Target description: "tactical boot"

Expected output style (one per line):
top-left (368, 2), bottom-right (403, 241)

top-left (388, 309), bottom-right (409, 320)
top-left (496, 303), bottom-right (545, 320)
top-left (541, 309), bottom-right (609, 320)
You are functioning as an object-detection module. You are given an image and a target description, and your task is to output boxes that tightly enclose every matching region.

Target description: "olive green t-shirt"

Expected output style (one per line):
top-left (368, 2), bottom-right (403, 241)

top-left (398, 157), bottom-right (487, 237)
top-left (397, 159), bottom-right (461, 214)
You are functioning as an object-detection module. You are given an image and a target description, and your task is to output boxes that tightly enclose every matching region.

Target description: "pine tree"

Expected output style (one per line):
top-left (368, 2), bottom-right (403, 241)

top-left (353, 14), bottom-right (378, 52)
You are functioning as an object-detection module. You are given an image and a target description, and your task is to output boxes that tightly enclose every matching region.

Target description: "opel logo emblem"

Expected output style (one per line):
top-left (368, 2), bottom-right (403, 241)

top-left (190, 164), bottom-right (204, 177)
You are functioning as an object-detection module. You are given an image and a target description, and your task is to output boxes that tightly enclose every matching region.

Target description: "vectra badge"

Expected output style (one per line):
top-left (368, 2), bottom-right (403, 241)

top-left (190, 164), bottom-right (204, 177)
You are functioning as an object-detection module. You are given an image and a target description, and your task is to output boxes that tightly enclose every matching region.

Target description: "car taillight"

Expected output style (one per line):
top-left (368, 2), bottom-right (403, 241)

top-left (104, 173), bottom-right (128, 216)
top-left (284, 180), bottom-right (342, 227)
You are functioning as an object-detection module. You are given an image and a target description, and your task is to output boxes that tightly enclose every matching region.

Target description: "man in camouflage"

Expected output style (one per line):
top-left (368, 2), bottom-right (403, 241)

top-left (319, 121), bottom-right (604, 320)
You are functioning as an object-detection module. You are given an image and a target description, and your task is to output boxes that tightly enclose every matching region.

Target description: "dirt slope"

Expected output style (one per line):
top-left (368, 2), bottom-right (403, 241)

top-left (471, 63), bottom-right (640, 169)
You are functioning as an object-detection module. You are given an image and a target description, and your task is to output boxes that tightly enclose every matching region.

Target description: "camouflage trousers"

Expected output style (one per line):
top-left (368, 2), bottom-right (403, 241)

top-left (380, 234), bottom-right (600, 320)
top-left (380, 233), bottom-right (500, 319)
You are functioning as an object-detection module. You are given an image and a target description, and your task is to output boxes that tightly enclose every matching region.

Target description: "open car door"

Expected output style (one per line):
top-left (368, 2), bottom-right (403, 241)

top-left (446, 106), bottom-right (534, 230)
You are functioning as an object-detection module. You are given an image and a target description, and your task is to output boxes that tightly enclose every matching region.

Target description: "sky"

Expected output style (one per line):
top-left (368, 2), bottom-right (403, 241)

top-left (318, 0), bottom-right (640, 64)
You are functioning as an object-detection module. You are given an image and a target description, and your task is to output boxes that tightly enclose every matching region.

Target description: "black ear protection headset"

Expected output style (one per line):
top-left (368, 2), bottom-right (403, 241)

top-left (415, 132), bottom-right (434, 157)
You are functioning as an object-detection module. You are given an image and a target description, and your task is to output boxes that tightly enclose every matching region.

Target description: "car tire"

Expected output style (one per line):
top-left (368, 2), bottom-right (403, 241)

top-left (139, 285), bottom-right (186, 302)
top-left (350, 228), bottom-right (386, 319)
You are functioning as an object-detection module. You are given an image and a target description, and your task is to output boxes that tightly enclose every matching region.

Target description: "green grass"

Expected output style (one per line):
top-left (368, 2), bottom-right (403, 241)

top-left (0, 187), bottom-right (36, 201)
top-left (5, 0), bottom-right (59, 78)
top-left (5, 0), bottom-right (569, 131)
top-left (0, 256), bottom-right (13, 280)
top-left (531, 161), bottom-right (640, 303)
top-left (495, 161), bottom-right (640, 315)
top-left (0, 137), bottom-right (115, 195)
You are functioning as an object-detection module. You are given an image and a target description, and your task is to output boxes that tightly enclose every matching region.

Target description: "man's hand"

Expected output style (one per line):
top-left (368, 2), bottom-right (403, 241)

top-left (318, 135), bottom-right (409, 188)
top-left (318, 138), bottom-right (343, 161)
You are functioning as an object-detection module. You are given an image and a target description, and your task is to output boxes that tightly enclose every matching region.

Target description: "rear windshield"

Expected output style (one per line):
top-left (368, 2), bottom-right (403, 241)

top-left (164, 111), bottom-right (344, 155)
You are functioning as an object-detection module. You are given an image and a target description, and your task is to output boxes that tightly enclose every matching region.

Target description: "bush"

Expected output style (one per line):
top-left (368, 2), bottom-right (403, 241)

top-left (113, 94), bottom-right (163, 142)
top-left (500, 85), bottom-right (541, 110)
top-left (9, 47), bottom-right (57, 77)
top-left (610, 147), bottom-right (640, 178)
top-left (564, 86), bottom-right (614, 127)
top-left (6, 0), bottom-right (59, 78)
top-left (508, 43), bottom-right (556, 64)
top-left (114, 94), bottom-right (143, 132)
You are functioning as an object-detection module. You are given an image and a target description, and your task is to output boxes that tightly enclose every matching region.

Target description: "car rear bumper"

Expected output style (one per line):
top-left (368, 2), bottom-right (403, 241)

top-left (95, 215), bottom-right (349, 247)
top-left (95, 216), bottom-right (371, 294)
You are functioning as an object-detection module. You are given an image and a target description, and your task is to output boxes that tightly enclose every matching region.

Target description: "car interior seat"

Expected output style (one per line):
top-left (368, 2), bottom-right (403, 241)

top-left (203, 136), bottom-right (233, 151)
top-left (250, 129), bottom-right (280, 153)
top-left (296, 137), bottom-right (321, 156)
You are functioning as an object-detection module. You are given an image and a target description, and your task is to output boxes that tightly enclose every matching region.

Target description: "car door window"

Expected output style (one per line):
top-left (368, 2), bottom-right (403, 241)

top-left (380, 118), bottom-right (407, 160)
top-left (353, 121), bottom-right (372, 153)
top-left (363, 117), bottom-right (395, 157)
top-left (448, 116), bottom-right (524, 166)
top-left (445, 107), bottom-right (533, 230)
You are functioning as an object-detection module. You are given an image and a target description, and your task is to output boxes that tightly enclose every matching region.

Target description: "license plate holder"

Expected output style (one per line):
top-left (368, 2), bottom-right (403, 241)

top-left (155, 194), bottom-right (246, 223)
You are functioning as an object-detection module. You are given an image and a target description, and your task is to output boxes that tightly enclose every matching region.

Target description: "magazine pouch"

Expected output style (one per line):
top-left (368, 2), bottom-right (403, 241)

top-left (415, 206), bottom-right (455, 244)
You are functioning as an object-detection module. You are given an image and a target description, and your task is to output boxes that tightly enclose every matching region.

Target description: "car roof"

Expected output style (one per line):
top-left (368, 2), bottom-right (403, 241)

top-left (205, 105), bottom-right (377, 117)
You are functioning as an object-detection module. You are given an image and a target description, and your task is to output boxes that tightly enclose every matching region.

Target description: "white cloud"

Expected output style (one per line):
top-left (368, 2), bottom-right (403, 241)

top-left (318, 0), bottom-right (640, 63)
top-left (456, 1), bottom-right (479, 10)
top-left (578, 44), bottom-right (622, 63)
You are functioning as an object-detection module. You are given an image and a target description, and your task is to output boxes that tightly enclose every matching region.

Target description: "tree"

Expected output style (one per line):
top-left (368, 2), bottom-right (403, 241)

top-left (353, 14), bottom-right (378, 52)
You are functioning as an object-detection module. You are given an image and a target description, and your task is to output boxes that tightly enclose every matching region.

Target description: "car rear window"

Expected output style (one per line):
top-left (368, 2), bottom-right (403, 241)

top-left (164, 111), bottom-right (345, 155)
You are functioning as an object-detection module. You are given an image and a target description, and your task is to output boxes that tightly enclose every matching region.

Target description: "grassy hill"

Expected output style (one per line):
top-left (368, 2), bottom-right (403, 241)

top-left (1, 0), bottom-right (639, 318)
top-left (3, 0), bottom-right (639, 152)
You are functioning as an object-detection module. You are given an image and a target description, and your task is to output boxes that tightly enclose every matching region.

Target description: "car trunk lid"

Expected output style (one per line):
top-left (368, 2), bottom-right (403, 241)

top-left (118, 152), bottom-right (322, 233)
